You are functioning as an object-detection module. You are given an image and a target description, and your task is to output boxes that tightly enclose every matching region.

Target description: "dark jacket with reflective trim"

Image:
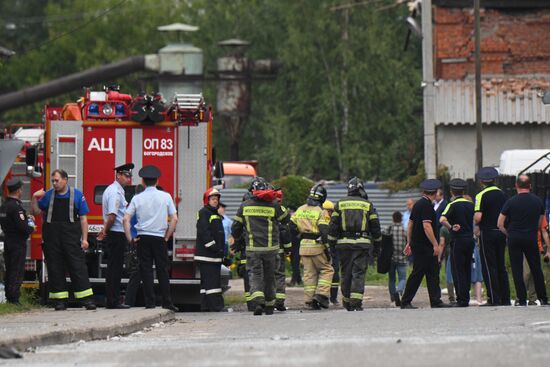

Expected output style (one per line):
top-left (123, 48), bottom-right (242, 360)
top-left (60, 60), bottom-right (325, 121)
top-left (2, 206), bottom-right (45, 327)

top-left (328, 195), bottom-right (382, 249)
top-left (231, 197), bottom-right (290, 252)
top-left (195, 205), bottom-right (225, 262)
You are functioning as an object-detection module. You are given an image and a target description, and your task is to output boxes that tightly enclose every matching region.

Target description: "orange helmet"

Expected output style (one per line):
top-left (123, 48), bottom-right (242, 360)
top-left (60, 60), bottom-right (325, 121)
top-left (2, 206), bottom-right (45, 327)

top-left (203, 188), bottom-right (221, 206)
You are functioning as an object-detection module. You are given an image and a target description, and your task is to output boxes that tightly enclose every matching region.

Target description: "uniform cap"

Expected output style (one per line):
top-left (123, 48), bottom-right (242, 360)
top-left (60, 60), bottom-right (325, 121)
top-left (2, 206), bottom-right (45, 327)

top-left (420, 179), bottom-right (442, 192)
top-left (115, 163), bottom-right (134, 175)
top-left (138, 165), bottom-right (161, 179)
top-left (449, 178), bottom-right (467, 190)
top-left (6, 179), bottom-right (22, 192)
top-left (219, 202), bottom-right (227, 208)
top-left (476, 167), bottom-right (498, 181)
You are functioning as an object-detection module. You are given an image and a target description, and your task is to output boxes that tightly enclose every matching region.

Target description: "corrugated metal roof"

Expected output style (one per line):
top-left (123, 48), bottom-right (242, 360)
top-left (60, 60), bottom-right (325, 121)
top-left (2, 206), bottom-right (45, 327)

top-left (219, 188), bottom-right (421, 229)
top-left (434, 79), bottom-right (550, 125)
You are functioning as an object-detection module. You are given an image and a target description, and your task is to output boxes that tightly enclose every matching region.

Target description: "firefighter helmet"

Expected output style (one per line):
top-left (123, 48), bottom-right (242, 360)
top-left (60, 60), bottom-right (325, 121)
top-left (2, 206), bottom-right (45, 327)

top-left (203, 188), bottom-right (221, 206)
top-left (308, 184), bottom-right (327, 204)
top-left (249, 176), bottom-right (268, 192)
top-left (347, 177), bottom-right (366, 196)
top-left (322, 200), bottom-right (334, 211)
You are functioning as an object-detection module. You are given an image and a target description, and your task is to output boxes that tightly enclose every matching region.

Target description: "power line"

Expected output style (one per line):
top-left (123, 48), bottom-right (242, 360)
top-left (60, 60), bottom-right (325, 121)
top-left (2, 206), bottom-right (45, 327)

top-left (18, 0), bottom-right (128, 56)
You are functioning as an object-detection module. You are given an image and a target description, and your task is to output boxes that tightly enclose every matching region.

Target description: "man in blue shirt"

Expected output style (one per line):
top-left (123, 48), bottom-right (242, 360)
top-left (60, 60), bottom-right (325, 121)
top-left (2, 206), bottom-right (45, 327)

top-left (97, 163), bottom-right (133, 309)
top-left (31, 169), bottom-right (95, 311)
top-left (123, 165), bottom-right (178, 311)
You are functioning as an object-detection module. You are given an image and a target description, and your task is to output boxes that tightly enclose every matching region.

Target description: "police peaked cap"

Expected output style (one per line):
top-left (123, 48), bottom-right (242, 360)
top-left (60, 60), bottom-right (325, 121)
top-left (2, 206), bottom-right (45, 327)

top-left (6, 178), bottom-right (22, 192)
top-left (419, 179), bottom-right (442, 192)
top-left (449, 178), bottom-right (467, 190)
top-left (476, 167), bottom-right (499, 181)
top-left (115, 163), bottom-right (134, 175)
top-left (138, 165), bottom-right (161, 179)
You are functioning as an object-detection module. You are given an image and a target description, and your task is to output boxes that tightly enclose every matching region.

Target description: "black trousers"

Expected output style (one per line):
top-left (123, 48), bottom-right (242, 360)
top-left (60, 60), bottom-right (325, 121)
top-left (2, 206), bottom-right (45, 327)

top-left (137, 235), bottom-right (172, 307)
top-left (275, 252), bottom-right (286, 304)
top-left (124, 270), bottom-right (141, 307)
top-left (330, 247), bottom-right (340, 301)
top-left (247, 251), bottom-right (278, 307)
top-left (198, 262), bottom-right (224, 311)
top-left (508, 235), bottom-right (548, 304)
top-left (401, 251), bottom-right (442, 306)
top-left (290, 239), bottom-right (302, 283)
top-left (4, 238), bottom-right (26, 303)
top-left (43, 222), bottom-right (92, 301)
top-left (338, 248), bottom-right (368, 305)
top-left (479, 230), bottom-right (510, 305)
top-left (450, 238), bottom-right (474, 306)
top-left (237, 259), bottom-right (252, 309)
top-left (105, 231), bottom-right (126, 306)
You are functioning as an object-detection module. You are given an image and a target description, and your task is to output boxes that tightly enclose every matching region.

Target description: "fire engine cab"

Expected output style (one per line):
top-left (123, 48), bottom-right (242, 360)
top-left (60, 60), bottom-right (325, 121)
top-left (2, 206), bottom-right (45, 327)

top-left (15, 86), bottom-right (229, 305)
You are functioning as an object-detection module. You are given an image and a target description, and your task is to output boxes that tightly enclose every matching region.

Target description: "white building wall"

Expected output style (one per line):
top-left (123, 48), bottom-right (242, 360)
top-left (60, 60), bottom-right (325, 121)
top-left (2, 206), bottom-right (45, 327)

top-left (436, 124), bottom-right (550, 178)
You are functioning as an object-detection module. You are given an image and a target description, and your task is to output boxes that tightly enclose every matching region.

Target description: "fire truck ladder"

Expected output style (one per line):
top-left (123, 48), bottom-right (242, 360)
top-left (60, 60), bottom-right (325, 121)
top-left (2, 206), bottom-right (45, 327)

top-left (55, 135), bottom-right (78, 188)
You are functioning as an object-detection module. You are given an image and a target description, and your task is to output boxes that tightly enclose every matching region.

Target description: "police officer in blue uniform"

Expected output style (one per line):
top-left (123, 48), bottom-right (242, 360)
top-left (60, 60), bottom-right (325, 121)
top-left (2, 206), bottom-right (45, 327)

top-left (474, 167), bottom-right (510, 306)
top-left (32, 169), bottom-right (96, 310)
top-left (440, 178), bottom-right (475, 307)
top-left (123, 165), bottom-right (178, 311)
top-left (400, 179), bottom-right (448, 309)
top-left (97, 163), bottom-right (134, 309)
top-left (0, 179), bottom-right (35, 305)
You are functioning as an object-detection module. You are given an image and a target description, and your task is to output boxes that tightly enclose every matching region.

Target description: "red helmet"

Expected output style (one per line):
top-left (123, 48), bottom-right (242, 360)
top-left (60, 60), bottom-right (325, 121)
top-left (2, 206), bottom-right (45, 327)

top-left (203, 188), bottom-right (221, 206)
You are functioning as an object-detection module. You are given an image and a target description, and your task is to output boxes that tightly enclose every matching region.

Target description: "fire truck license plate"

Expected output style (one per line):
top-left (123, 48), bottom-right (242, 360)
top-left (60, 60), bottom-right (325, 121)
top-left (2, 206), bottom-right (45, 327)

top-left (88, 225), bottom-right (104, 233)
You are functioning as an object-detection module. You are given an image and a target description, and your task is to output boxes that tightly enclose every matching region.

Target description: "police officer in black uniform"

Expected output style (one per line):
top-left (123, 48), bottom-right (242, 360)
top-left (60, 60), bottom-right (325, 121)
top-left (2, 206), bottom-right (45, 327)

top-left (440, 178), bottom-right (475, 307)
top-left (474, 167), bottom-right (510, 306)
top-left (195, 188), bottom-right (225, 312)
top-left (497, 175), bottom-right (548, 306)
top-left (400, 179), bottom-right (447, 309)
top-left (0, 179), bottom-right (35, 305)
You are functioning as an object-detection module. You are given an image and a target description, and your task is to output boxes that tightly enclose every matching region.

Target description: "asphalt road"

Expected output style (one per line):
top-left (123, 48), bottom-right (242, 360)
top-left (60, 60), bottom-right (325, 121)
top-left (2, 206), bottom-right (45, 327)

top-left (6, 305), bottom-right (550, 367)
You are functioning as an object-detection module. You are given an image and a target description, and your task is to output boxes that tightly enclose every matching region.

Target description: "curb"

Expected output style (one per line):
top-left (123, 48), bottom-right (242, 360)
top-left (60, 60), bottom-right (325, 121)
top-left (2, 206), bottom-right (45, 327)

top-left (2, 310), bottom-right (175, 352)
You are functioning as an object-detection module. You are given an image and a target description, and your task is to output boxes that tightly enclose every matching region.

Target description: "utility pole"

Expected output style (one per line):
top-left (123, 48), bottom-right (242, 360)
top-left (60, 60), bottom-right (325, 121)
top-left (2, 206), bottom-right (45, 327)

top-left (474, 0), bottom-right (483, 172)
top-left (422, 0), bottom-right (436, 178)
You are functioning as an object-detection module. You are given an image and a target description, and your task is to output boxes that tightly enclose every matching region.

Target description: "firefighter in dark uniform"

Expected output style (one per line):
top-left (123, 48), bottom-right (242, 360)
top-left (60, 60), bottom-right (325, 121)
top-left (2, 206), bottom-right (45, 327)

top-left (31, 169), bottom-right (96, 310)
top-left (231, 178), bottom-right (290, 316)
top-left (97, 163), bottom-right (134, 309)
top-left (474, 167), bottom-right (510, 306)
top-left (400, 179), bottom-right (447, 309)
top-left (328, 177), bottom-right (382, 311)
top-left (274, 188), bottom-right (292, 311)
top-left (195, 188), bottom-right (225, 312)
top-left (440, 178), bottom-right (475, 307)
top-left (231, 191), bottom-right (254, 311)
top-left (123, 165), bottom-right (178, 311)
top-left (0, 179), bottom-right (35, 305)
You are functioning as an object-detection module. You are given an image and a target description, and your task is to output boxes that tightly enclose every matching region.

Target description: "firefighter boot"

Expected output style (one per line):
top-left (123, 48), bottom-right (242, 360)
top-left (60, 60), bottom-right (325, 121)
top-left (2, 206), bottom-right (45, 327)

top-left (350, 300), bottom-right (363, 311)
top-left (313, 294), bottom-right (330, 309)
top-left (54, 301), bottom-right (67, 311)
top-left (275, 299), bottom-right (287, 311)
top-left (265, 306), bottom-right (274, 315)
top-left (306, 301), bottom-right (321, 310)
top-left (82, 298), bottom-right (96, 311)
top-left (253, 304), bottom-right (264, 316)
top-left (247, 301), bottom-right (255, 312)
top-left (342, 300), bottom-right (351, 311)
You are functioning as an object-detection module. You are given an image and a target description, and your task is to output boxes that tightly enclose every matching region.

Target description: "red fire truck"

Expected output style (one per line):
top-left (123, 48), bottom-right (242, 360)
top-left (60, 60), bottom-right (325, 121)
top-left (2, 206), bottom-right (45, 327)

top-left (6, 87), bottom-right (229, 306)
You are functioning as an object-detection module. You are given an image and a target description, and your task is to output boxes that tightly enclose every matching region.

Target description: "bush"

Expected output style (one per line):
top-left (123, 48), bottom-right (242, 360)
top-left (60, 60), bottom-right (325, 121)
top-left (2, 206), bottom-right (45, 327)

top-left (272, 175), bottom-right (314, 210)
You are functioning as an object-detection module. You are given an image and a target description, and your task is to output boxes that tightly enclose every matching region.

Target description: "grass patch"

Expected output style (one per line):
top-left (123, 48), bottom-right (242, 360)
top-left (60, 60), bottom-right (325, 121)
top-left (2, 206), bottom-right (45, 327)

top-left (224, 293), bottom-right (246, 306)
top-left (0, 288), bottom-right (41, 315)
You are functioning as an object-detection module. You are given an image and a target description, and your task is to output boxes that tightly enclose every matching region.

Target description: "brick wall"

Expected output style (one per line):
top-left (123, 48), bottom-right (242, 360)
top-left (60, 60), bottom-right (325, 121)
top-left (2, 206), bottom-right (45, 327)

top-left (434, 7), bottom-right (550, 80)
